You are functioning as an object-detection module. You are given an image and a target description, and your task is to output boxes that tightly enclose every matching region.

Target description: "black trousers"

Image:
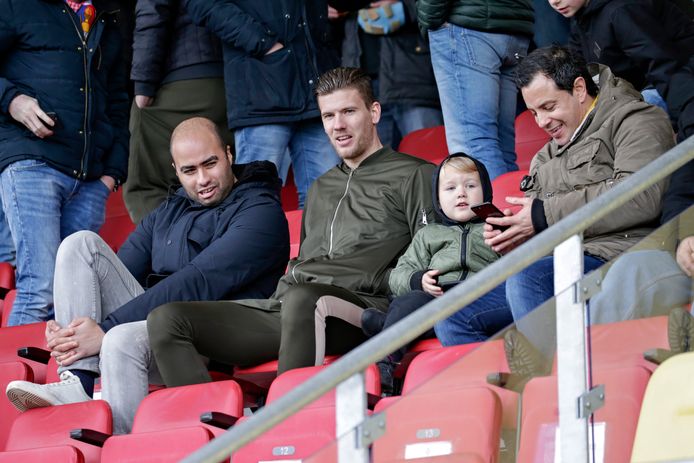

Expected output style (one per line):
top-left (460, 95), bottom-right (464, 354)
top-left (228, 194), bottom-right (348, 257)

top-left (385, 290), bottom-right (437, 362)
top-left (147, 283), bottom-right (388, 386)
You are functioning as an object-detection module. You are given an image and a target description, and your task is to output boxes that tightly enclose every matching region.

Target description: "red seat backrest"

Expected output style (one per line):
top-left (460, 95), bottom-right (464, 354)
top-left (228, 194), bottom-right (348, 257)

top-left (4, 400), bottom-right (112, 463)
top-left (0, 289), bottom-right (16, 327)
top-left (372, 386), bottom-right (502, 463)
top-left (518, 366), bottom-right (650, 463)
top-left (491, 170), bottom-right (528, 212)
top-left (551, 316), bottom-right (669, 374)
top-left (0, 444), bottom-right (85, 463)
top-left (515, 110), bottom-right (549, 171)
top-left (285, 209), bottom-right (303, 259)
top-left (98, 190), bottom-right (136, 252)
top-left (0, 263), bottom-right (15, 295)
top-left (0, 321), bottom-right (48, 383)
top-left (0, 361), bottom-right (33, 451)
top-left (398, 125), bottom-right (449, 164)
top-left (232, 364), bottom-right (380, 463)
top-left (101, 426), bottom-right (212, 463)
top-left (131, 380), bottom-right (243, 438)
top-left (280, 169), bottom-right (299, 211)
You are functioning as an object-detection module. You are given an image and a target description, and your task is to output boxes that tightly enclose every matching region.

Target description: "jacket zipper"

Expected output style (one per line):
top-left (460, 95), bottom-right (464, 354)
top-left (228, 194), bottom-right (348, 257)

top-left (66, 8), bottom-right (95, 179)
top-left (459, 225), bottom-right (469, 281)
top-left (328, 169), bottom-right (354, 256)
top-left (291, 168), bottom-right (354, 284)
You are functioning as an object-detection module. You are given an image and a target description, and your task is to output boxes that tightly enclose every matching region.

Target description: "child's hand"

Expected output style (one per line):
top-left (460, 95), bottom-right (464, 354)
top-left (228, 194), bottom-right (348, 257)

top-left (422, 269), bottom-right (443, 297)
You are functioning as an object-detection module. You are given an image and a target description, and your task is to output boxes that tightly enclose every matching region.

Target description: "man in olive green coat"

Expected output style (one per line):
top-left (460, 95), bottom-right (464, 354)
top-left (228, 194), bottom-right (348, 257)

top-left (146, 67), bottom-right (436, 384)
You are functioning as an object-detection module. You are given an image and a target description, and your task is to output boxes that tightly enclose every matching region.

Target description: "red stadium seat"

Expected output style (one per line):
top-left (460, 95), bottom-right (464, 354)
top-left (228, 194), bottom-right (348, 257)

top-left (0, 320), bottom-right (49, 383)
top-left (231, 364), bottom-right (380, 462)
top-left (372, 386), bottom-right (502, 463)
top-left (515, 110), bottom-right (549, 170)
top-left (0, 263), bottom-right (14, 298)
top-left (99, 190), bottom-right (136, 252)
top-left (0, 289), bottom-right (15, 327)
top-left (0, 445), bottom-right (85, 463)
top-left (517, 366), bottom-right (650, 463)
top-left (491, 170), bottom-right (528, 212)
top-left (0, 361), bottom-right (33, 450)
top-left (549, 316), bottom-right (670, 374)
top-left (130, 380), bottom-right (243, 437)
top-left (285, 209), bottom-right (302, 259)
top-left (280, 169), bottom-right (299, 211)
top-left (398, 125), bottom-right (449, 164)
top-left (101, 426), bottom-right (213, 463)
top-left (2, 400), bottom-right (112, 463)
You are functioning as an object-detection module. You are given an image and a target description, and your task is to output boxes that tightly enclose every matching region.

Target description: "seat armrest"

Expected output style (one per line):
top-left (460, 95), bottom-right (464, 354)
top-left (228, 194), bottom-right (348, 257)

top-left (17, 346), bottom-right (51, 364)
top-left (70, 428), bottom-right (111, 447)
top-left (200, 411), bottom-right (239, 429)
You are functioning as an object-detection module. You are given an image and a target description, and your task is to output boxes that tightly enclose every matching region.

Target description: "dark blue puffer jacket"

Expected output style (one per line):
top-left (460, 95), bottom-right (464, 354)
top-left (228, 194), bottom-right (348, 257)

top-left (183, 0), bottom-right (340, 129)
top-left (0, 0), bottom-right (129, 182)
top-left (100, 161), bottom-right (290, 332)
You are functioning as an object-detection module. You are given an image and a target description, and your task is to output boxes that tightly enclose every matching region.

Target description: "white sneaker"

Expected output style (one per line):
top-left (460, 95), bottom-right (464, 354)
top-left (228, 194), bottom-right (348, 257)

top-left (6, 371), bottom-right (92, 412)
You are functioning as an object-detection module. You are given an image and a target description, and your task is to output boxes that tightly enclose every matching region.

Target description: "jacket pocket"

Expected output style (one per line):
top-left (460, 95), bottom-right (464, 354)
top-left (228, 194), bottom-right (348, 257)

top-left (244, 49), bottom-right (306, 116)
top-left (563, 139), bottom-right (614, 189)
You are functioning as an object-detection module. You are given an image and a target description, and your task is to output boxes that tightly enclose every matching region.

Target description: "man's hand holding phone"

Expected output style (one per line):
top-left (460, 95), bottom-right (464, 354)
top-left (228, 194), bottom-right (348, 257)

top-left (480, 197), bottom-right (537, 254)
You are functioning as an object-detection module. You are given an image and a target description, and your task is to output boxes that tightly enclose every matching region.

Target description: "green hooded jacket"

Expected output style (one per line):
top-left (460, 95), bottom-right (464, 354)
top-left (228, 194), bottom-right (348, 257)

top-left (389, 153), bottom-right (500, 296)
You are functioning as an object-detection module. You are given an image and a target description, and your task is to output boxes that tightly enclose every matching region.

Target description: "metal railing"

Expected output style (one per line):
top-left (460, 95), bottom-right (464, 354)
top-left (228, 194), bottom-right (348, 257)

top-left (183, 136), bottom-right (694, 463)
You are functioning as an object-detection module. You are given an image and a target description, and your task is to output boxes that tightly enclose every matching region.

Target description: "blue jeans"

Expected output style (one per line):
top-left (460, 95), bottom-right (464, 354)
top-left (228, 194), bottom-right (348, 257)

top-left (0, 201), bottom-right (15, 265)
top-left (0, 160), bottom-right (110, 325)
top-left (506, 254), bottom-right (605, 322)
top-left (234, 120), bottom-right (339, 208)
top-left (434, 282), bottom-right (513, 346)
top-left (428, 24), bottom-right (529, 179)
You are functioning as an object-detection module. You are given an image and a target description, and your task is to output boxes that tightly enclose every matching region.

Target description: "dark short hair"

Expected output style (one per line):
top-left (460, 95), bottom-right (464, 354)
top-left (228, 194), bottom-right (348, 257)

top-left (314, 67), bottom-right (376, 107)
top-left (515, 45), bottom-right (599, 97)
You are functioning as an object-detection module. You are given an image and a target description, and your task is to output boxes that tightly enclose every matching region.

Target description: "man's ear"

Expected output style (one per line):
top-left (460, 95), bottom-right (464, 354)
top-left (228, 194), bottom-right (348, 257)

top-left (171, 162), bottom-right (176, 171)
top-left (226, 146), bottom-right (233, 165)
top-left (573, 76), bottom-right (588, 103)
top-left (371, 101), bottom-right (382, 125)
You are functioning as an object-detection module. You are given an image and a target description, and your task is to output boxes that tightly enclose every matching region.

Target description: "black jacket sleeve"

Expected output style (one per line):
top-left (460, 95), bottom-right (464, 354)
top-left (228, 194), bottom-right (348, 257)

top-left (183, 0), bottom-right (277, 56)
top-left (100, 197), bottom-right (288, 331)
top-left (610, 5), bottom-right (694, 137)
top-left (130, 0), bottom-right (175, 96)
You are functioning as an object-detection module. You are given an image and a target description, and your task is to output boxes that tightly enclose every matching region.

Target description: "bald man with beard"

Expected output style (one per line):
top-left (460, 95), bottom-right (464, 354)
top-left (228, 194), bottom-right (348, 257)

top-left (6, 117), bottom-right (289, 434)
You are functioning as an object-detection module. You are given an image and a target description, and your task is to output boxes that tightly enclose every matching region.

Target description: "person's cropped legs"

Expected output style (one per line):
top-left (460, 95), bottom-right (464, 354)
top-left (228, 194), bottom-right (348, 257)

top-left (589, 250), bottom-right (693, 324)
top-left (434, 282), bottom-right (512, 346)
top-left (288, 119), bottom-right (339, 208)
top-left (52, 230), bottom-right (145, 375)
top-left (1, 161), bottom-right (107, 325)
top-left (0, 201), bottom-right (15, 265)
top-left (506, 254), bottom-right (605, 322)
top-left (124, 78), bottom-right (230, 223)
top-left (278, 283), bottom-right (382, 374)
top-left (148, 300), bottom-right (282, 387)
top-left (100, 320), bottom-right (162, 434)
top-left (429, 24), bottom-right (527, 179)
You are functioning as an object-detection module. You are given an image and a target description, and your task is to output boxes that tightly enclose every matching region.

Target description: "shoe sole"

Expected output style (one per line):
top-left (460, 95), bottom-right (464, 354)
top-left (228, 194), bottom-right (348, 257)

top-left (6, 387), bottom-right (55, 412)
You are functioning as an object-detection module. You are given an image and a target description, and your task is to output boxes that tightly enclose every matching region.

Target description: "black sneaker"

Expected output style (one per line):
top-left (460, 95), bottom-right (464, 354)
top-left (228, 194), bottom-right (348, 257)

top-left (361, 308), bottom-right (387, 338)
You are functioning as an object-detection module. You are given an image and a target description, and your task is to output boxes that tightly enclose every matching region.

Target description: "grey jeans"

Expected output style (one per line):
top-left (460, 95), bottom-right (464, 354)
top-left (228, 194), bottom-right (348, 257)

top-left (54, 230), bottom-right (160, 434)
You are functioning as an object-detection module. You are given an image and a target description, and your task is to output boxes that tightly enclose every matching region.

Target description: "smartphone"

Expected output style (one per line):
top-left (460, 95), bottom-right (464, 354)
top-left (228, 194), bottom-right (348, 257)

top-left (42, 112), bottom-right (62, 130)
top-left (470, 202), bottom-right (508, 231)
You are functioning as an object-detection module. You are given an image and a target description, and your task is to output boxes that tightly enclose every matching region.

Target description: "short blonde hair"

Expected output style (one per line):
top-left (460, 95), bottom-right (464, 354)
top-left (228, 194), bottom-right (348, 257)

top-left (439, 155), bottom-right (478, 177)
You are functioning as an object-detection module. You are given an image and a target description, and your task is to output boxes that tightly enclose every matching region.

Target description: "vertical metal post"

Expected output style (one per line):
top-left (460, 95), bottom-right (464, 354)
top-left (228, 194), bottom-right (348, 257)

top-left (336, 372), bottom-right (368, 463)
top-left (554, 234), bottom-right (589, 463)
